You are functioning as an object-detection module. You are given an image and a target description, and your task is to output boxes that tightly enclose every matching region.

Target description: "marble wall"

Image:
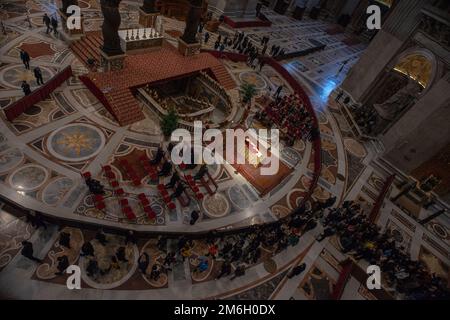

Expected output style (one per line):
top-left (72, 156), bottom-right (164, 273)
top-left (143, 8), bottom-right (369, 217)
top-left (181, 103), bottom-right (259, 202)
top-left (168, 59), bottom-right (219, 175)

top-left (208, 0), bottom-right (259, 18)
top-left (383, 75), bottom-right (450, 173)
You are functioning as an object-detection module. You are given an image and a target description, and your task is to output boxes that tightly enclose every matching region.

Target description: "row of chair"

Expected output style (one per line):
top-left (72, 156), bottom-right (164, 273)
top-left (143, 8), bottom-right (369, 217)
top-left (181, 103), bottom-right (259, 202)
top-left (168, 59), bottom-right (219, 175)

top-left (157, 184), bottom-right (176, 210)
top-left (185, 175), bottom-right (205, 201)
top-left (102, 165), bottom-right (136, 220)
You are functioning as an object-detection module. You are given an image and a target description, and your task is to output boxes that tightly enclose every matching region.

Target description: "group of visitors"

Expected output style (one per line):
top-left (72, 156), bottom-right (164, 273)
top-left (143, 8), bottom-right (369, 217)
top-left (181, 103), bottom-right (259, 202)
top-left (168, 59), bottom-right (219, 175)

top-left (255, 93), bottom-right (318, 145)
top-left (321, 201), bottom-right (449, 300)
top-left (19, 193), bottom-right (449, 299)
top-left (42, 13), bottom-right (58, 36)
top-left (19, 49), bottom-right (45, 96)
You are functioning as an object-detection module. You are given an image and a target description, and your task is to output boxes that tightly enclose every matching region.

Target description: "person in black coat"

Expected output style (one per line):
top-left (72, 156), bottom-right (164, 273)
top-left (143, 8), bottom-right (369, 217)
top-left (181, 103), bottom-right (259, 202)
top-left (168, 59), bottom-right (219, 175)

top-left (125, 230), bottom-right (137, 245)
top-left (20, 50), bottom-right (30, 69)
top-left (51, 16), bottom-right (58, 36)
top-left (43, 13), bottom-right (51, 34)
top-left (81, 241), bottom-right (95, 257)
top-left (21, 241), bottom-right (42, 263)
top-left (33, 67), bottom-right (44, 85)
top-left (138, 252), bottom-right (150, 274)
top-left (21, 81), bottom-right (31, 95)
top-left (95, 229), bottom-right (108, 246)
top-left (59, 232), bottom-right (71, 249)
top-left (116, 246), bottom-right (128, 262)
top-left (55, 255), bottom-right (69, 275)
top-left (190, 210), bottom-right (199, 225)
top-left (287, 263), bottom-right (307, 278)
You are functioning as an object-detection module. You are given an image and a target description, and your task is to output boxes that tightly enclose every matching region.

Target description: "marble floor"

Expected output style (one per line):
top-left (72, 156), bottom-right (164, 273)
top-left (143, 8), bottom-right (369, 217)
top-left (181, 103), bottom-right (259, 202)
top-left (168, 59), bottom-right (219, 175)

top-left (0, 0), bottom-right (448, 299)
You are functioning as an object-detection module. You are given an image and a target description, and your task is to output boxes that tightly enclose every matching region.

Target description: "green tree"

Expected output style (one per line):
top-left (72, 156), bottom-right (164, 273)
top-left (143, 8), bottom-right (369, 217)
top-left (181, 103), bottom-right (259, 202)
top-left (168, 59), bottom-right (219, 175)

top-left (240, 83), bottom-right (257, 105)
top-left (160, 109), bottom-right (178, 137)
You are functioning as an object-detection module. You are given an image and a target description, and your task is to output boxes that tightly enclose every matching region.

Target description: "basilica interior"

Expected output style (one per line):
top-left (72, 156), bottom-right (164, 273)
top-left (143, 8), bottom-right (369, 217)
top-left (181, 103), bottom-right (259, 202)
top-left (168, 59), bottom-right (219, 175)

top-left (0, 0), bottom-right (449, 300)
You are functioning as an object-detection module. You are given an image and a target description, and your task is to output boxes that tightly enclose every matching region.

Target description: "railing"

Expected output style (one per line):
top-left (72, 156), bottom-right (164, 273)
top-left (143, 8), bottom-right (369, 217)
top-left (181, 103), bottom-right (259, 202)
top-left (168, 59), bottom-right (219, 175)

top-left (369, 175), bottom-right (395, 223)
top-left (203, 49), bottom-right (322, 212)
top-left (222, 15), bottom-right (272, 29)
top-left (4, 66), bottom-right (73, 121)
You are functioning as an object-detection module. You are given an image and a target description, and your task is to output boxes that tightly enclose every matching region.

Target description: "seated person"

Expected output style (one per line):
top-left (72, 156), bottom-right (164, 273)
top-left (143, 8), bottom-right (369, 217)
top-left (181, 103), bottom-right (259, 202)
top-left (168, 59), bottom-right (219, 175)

top-left (81, 241), bottom-right (95, 257)
top-left (165, 172), bottom-right (180, 189)
top-left (150, 264), bottom-right (161, 281)
top-left (171, 182), bottom-right (186, 200)
top-left (150, 147), bottom-right (164, 165)
top-left (59, 232), bottom-right (71, 249)
top-left (86, 259), bottom-right (100, 278)
top-left (115, 246), bottom-right (128, 263)
top-left (85, 177), bottom-right (104, 195)
top-left (55, 255), bottom-right (69, 276)
top-left (138, 252), bottom-right (150, 274)
top-left (158, 160), bottom-right (172, 177)
top-left (95, 229), bottom-right (108, 246)
top-left (194, 164), bottom-right (208, 181)
top-left (190, 210), bottom-right (200, 225)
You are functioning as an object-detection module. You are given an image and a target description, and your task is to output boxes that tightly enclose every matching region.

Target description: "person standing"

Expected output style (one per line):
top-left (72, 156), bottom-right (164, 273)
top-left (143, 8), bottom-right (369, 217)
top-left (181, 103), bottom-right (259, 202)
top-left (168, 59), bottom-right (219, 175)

top-left (275, 84), bottom-right (283, 98)
top-left (1, 21), bottom-right (7, 35)
top-left (256, 2), bottom-right (262, 17)
top-left (287, 263), bottom-right (307, 278)
top-left (43, 13), bottom-right (51, 34)
top-left (21, 241), bottom-right (42, 263)
top-left (51, 16), bottom-right (58, 36)
top-left (190, 210), bottom-right (199, 225)
top-left (259, 59), bottom-right (265, 72)
top-left (34, 66), bottom-right (44, 85)
top-left (20, 49), bottom-right (30, 69)
top-left (21, 80), bottom-right (31, 96)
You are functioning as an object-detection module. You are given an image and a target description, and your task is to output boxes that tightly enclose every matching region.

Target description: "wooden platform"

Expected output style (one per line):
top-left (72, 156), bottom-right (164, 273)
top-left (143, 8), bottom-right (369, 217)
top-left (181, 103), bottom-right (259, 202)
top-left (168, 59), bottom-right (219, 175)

top-left (79, 41), bottom-right (237, 126)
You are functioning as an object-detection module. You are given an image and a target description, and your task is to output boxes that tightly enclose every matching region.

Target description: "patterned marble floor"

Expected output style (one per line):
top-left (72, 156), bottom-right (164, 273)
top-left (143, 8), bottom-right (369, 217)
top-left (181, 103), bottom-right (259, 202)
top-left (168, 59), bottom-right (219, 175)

top-left (0, 0), bottom-right (448, 299)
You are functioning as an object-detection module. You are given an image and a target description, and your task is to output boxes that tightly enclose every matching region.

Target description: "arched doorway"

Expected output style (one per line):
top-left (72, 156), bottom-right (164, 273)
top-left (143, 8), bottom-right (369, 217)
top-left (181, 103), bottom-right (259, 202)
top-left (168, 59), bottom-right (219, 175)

top-left (355, 49), bottom-right (437, 136)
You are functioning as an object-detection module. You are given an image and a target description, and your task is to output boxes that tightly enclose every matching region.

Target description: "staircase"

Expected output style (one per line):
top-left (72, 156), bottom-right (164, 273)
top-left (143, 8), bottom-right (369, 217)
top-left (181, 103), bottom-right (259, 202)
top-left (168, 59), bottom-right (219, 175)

top-left (70, 31), bottom-right (103, 67)
top-left (210, 64), bottom-right (237, 90)
top-left (104, 88), bottom-right (145, 126)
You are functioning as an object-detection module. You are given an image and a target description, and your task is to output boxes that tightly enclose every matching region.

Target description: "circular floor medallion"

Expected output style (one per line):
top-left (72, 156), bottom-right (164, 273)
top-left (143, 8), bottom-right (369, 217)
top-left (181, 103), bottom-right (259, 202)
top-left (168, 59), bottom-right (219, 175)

top-left (202, 193), bottom-right (231, 218)
top-left (239, 71), bottom-right (267, 90)
top-left (343, 138), bottom-right (367, 158)
top-left (42, 177), bottom-right (74, 205)
top-left (9, 164), bottom-right (48, 191)
top-left (0, 148), bottom-right (24, 173)
top-left (47, 123), bottom-right (106, 162)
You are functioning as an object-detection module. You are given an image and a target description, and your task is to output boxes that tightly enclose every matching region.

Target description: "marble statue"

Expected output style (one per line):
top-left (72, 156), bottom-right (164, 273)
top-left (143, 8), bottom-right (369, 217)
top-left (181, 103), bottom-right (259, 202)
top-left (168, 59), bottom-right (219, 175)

top-left (100, 0), bottom-right (124, 56)
top-left (141, 0), bottom-right (158, 13)
top-left (373, 77), bottom-right (422, 121)
top-left (181, 0), bottom-right (203, 44)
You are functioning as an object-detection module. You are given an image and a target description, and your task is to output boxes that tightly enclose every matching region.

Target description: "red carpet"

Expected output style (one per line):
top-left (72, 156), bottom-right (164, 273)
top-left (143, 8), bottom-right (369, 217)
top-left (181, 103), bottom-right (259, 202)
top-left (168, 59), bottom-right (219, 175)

top-left (80, 42), bottom-right (236, 126)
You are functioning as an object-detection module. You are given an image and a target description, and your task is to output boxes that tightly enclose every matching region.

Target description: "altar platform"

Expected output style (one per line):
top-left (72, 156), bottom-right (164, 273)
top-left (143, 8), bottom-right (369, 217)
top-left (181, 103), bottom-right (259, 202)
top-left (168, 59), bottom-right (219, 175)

top-left (79, 42), bottom-right (236, 126)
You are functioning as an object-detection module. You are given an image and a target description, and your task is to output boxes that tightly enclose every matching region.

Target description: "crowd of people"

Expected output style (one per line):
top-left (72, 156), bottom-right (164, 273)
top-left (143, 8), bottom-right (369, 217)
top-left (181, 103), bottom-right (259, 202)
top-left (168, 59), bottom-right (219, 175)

top-left (255, 93), bottom-right (318, 145)
top-left (19, 193), bottom-right (449, 299)
top-left (321, 201), bottom-right (449, 300)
